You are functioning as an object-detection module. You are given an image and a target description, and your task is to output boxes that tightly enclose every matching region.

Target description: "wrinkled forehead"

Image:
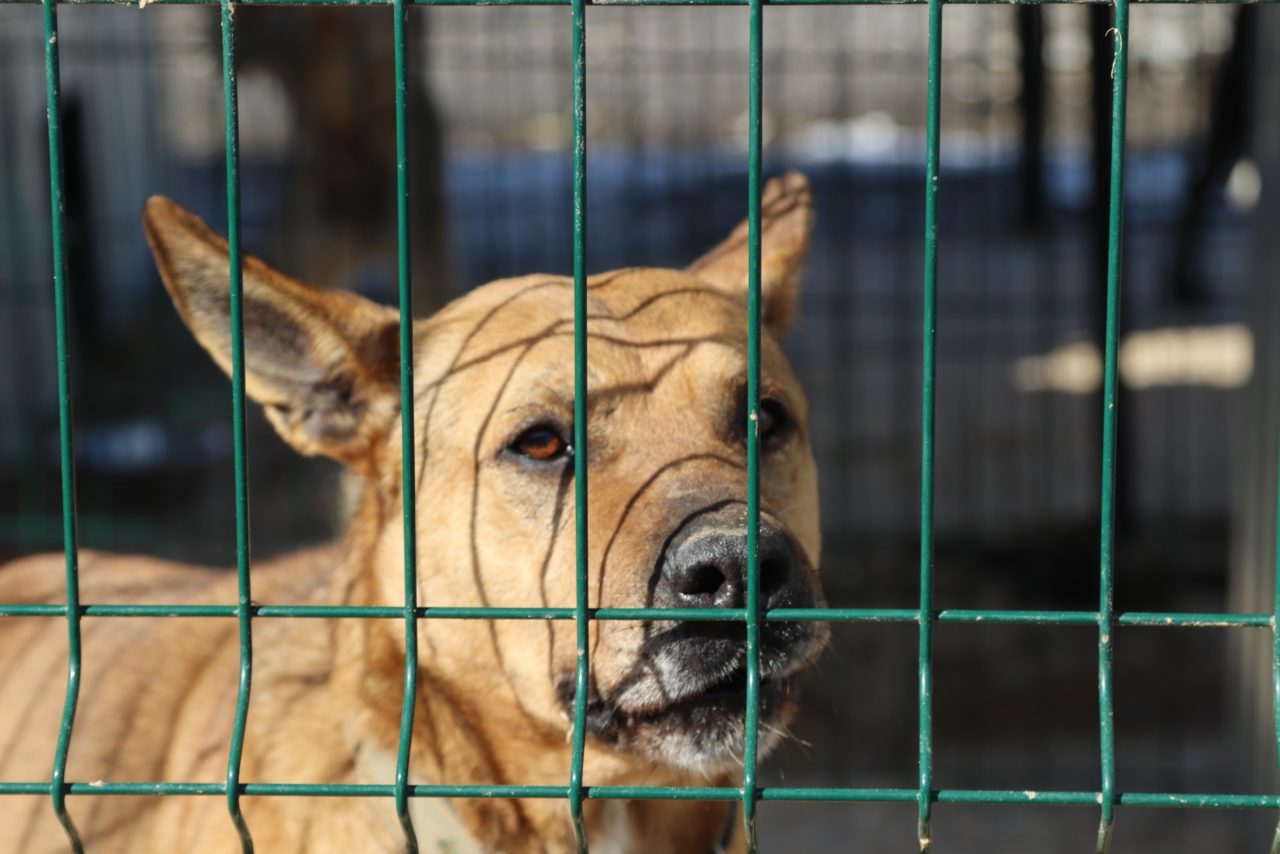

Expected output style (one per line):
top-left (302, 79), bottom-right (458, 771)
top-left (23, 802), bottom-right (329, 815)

top-left (413, 268), bottom-right (756, 396)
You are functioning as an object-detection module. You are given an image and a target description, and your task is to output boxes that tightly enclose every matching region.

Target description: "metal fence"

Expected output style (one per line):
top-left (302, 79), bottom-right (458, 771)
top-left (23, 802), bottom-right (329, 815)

top-left (0, 0), bottom-right (1277, 851)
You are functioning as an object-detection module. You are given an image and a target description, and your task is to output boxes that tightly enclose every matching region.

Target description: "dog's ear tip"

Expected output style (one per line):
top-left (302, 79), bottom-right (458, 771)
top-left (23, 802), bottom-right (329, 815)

top-left (142, 197), bottom-right (179, 260)
top-left (764, 171), bottom-right (812, 201)
top-left (771, 170), bottom-right (810, 190)
top-left (142, 196), bottom-right (178, 242)
top-left (142, 196), bottom-right (203, 238)
top-left (142, 194), bottom-right (175, 223)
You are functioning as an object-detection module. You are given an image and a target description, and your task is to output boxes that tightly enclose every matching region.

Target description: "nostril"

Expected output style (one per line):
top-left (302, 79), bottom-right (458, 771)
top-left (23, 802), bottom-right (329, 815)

top-left (659, 527), bottom-right (800, 610)
top-left (678, 562), bottom-right (729, 599)
top-left (760, 555), bottom-right (791, 606)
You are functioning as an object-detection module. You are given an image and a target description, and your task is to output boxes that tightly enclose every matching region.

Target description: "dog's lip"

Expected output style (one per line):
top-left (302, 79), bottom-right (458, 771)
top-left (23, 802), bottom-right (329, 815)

top-left (576, 663), bottom-right (794, 739)
top-left (578, 623), bottom-right (830, 720)
top-left (618, 668), bottom-right (788, 725)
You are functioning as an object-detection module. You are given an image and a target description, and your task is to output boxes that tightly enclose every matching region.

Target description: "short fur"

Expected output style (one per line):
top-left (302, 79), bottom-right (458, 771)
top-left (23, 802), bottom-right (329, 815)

top-left (0, 173), bottom-right (825, 853)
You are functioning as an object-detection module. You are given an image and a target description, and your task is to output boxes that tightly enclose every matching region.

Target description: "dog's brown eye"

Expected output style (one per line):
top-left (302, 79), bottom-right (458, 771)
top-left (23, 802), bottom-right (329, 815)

top-left (734, 394), bottom-right (793, 447)
top-left (758, 398), bottom-right (791, 444)
top-left (511, 426), bottom-right (570, 462)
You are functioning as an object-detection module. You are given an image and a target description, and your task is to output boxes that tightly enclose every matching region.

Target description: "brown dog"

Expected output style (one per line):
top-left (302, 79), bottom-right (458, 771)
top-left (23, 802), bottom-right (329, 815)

top-left (0, 173), bottom-right (827, 852)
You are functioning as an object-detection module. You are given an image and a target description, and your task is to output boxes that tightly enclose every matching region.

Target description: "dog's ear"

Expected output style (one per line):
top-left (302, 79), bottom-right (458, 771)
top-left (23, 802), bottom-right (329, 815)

top-left (687, 171), bottom-right (814, 336)
top-left (143, 196), bottom-right (400, 472)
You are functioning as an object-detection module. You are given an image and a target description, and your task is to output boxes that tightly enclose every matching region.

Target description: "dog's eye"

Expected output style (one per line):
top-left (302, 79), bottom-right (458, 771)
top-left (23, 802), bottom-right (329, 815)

top-left (758, 398), bottom-right (791, 445)
top-left (734, 394), bottom-right (793, 448)
top-left (510, 425), bottom-right (571, 462)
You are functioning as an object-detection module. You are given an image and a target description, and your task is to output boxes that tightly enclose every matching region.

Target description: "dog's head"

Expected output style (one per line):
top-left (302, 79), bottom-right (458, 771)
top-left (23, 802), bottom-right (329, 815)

top-left (143, 173), bottom-right (827, 774)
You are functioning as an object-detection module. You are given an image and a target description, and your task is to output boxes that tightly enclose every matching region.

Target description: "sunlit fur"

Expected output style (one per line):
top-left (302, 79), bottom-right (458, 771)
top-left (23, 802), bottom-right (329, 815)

top-left (0, 174), bottom-right (823, 853)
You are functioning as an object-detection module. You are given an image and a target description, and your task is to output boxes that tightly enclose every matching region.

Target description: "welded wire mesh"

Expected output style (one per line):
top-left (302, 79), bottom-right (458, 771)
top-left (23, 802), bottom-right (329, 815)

top-left (1, 0), bottom-right (1278, 852)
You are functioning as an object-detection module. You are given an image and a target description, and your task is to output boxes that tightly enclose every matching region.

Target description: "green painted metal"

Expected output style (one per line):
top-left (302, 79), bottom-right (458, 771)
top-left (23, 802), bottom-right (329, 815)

top-left (391, 0), bottom-right (421, 849)
top-left (1114, 611), bottom-right (1272, 628)
top-left (218, 0), bottom-right (255, 848)
top-left (917, 0), bottom-right (941, 849)
top-left (567, 0), bottom-right (589, 843)
top-left (42, 0), bottom-right (84, 848)
top-left (1095, 1), bottom-right (1128, 850)
top-left (10, 0), bottom-right (1280, 849)
top-left (4, 603), bottom-right (1278, 628)
top-left (5, 0), bottom-right (1278, 6)
top-left (1272, 345), bottom-right (1280, 854)
top-left (11, 779), bottom-right (1280, 809)
top-left (742, 0), bottom-right (764, 848)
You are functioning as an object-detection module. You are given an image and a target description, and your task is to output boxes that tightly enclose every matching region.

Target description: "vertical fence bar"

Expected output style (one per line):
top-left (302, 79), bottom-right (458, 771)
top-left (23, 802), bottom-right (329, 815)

top-left (741, 0), bottom-right (764, 849)
top-left (1272, 432), bottom-right (1280, 853)
top-left (43, 0), bottom-right (84, 848)
top-left (567, 0), bottom-right (589, 847)
top-left (1095, 2), bottom-right (1127, 851)
top-left (219, 0), bottom-right (255, 848)
top-left (917, 0), bottom-right (942, 849)
top-left (391, 0), bottom-right (421, 849)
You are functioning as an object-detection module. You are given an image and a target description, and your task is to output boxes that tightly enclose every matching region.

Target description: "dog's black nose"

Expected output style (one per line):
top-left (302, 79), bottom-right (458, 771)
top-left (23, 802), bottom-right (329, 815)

top-left (658, 524), bottom-right (797, 610)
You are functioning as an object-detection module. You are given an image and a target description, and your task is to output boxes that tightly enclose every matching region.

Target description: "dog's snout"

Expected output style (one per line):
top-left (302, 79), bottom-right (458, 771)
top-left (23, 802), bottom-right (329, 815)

top-left (659, 526), bottom-right (796, 610)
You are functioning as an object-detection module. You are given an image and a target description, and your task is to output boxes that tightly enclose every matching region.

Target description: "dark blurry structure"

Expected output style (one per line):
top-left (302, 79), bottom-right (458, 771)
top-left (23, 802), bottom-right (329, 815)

top-left (1231, 0), bottom-right (1280, 819)
top-left (235, 7), bottom-right (453, 310)
top-left (1, 5), bottom-right (1277, 850)
top-left (1171, 6), bottom-right (1257, 307)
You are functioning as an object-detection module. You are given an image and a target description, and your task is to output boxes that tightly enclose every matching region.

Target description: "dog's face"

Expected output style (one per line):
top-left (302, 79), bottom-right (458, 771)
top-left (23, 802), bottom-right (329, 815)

top-left (143, 173), bottom-right (827, 774)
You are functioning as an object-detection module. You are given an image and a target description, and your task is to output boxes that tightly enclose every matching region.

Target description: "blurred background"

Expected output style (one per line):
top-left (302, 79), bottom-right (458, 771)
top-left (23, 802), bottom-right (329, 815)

top-left (2, 3), bottom-right (1279, 850)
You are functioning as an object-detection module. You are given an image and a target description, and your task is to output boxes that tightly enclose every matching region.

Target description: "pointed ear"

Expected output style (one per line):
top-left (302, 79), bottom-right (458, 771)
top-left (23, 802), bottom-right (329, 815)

top-left (143, 196), bottom-right (401, 473)
top-left (687, 171), bottom-right (814, 336)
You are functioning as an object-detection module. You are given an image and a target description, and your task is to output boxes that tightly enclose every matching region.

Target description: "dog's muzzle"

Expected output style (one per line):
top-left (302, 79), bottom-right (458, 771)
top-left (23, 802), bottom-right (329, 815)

top-left (562, 510), bottom-right (828, 771)
top-left (654, 517), bottom-right (806, 612)
top-left (643, 514), bottom-right (823, 700)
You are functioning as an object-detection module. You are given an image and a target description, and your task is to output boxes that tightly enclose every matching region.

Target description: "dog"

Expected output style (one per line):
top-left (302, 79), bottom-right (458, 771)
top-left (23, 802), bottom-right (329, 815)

top-left (0, 172), bottom-right (827, 852)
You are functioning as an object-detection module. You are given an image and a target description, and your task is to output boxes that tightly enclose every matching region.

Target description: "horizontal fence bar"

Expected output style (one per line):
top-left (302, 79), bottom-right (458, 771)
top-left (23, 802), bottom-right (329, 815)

top-left (2, 782), bottom-right (1277, 808)
top-left (1115, 612), bottom-right (1273, 628)
top-left (1, 0), bottom-right (1276, 6)
top-left (937, 609), bottom-right (1098, 625)
top-left (0, 604), bottom-right (1271, 626)
top-left (937, 790), bottom-right (1100, 806)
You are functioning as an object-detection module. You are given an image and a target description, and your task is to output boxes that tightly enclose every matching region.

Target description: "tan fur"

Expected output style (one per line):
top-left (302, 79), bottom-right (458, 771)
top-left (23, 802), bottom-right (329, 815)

top-left (0, 174), bottom-right (822, 853)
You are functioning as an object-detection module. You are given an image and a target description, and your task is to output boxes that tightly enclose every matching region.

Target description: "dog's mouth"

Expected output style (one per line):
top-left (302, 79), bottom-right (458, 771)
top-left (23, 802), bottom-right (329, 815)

top-left (573, 666), bottom-right (794, 770)
top-left (558, 623), bottom-right (826, 771)
top-left (598, 666), bottom-right (788, 729)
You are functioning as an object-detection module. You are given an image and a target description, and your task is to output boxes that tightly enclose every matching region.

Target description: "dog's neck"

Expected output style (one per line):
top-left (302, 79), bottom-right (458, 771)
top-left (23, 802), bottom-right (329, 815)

top-left (324, 476), bottom-right (738, 853)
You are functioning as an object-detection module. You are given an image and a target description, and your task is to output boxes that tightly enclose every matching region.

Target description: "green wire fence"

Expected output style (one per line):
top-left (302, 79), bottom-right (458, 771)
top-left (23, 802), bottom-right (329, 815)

top-left (1, 0), bottom-right (1278, 851)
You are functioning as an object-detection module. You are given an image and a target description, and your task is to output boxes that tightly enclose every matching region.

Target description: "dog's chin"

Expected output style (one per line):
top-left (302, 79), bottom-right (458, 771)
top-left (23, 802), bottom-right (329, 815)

top-left (586, 673), bottom-right (797, 773)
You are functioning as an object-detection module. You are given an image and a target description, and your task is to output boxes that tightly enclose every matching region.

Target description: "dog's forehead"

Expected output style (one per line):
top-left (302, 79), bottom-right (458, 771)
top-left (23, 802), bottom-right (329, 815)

top-left (584, 267), bottom-right (746, 329)
top-left (415, 268), bottom-right (749, 386)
